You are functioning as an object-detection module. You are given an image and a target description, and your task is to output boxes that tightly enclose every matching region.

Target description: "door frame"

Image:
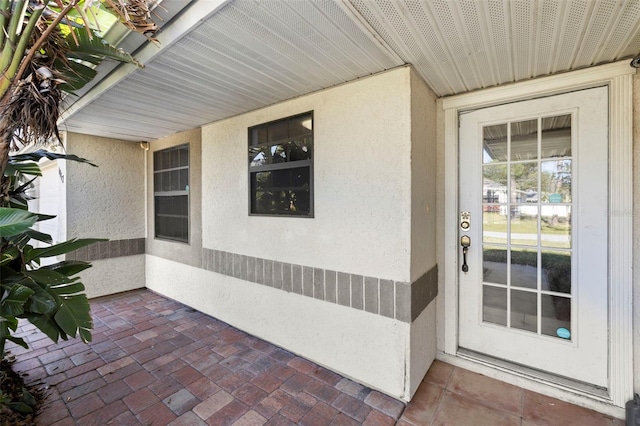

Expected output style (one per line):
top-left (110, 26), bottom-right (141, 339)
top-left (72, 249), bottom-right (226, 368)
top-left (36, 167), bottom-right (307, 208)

top-left (441, 60), bottom-right (634, 407)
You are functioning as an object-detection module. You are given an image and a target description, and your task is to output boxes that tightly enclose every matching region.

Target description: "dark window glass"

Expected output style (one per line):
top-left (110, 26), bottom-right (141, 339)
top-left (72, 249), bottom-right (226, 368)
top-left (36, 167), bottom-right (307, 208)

top-left (154, 144), bottom-right (189, 242)
top-left (249, 113), bottom-right (313, 216)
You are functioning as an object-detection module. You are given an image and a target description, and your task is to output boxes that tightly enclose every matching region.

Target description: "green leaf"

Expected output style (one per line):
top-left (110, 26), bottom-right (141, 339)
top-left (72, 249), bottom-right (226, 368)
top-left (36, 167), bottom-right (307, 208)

top-left (23, 312), bottom-right (61, 343)
top-left (57, 58), bottom-right (97, 93)
top-left (3, 161), bottom-right (42, 176)
top-left (25, 238), bottom-right (106, 263)
top-left (0, 208), bottom-right (38, 237)
top-left (25, 228), bottom-right (53, 245)
top-left (24, 269), bottom-right (74, 286)
top-left (7, 401), bottom-right (34, 414)
top-left (21, 388), bottom-right (36, 407)
top-left (0, 317), bottom-right (26, 356)
top-left (42, 261), bottom-right (91, 276)
top-left (66, 27), bottom-right (142, 66)
top-left (0, 247), bottom-right (19, 266)
top-left (35, 213), bottom-right (57, 222)
top-left (54, 293), bottom-right (92, 342)
top-left (20, 279), bottom-right (57, 315)
top-left (9, 150), bottom-right (97, 167)
top-left (0, 284), bottom-right (34, 316)
top-left (6, 335), bottom-right (28, 350)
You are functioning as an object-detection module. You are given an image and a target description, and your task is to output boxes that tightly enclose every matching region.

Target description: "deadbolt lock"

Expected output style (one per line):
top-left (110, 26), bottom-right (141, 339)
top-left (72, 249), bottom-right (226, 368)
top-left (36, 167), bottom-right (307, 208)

top-left (460, 211), bottom-right (471, 231)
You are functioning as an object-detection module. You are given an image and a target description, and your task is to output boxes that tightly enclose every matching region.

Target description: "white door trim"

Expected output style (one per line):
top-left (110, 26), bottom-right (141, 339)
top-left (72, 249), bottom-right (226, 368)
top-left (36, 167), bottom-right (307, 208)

top-left (441, 60), bottom-right (634, 407)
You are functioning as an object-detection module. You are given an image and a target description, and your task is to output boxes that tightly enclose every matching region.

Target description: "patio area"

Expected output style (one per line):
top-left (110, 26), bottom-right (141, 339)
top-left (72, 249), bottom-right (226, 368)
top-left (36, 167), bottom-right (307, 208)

top-left (7, 289), bottom-right (623, 425)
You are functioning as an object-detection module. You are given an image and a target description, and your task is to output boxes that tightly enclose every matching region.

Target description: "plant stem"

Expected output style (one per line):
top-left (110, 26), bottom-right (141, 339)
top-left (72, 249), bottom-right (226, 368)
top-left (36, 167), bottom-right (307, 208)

top-left (0, 0), bottom-right (26, 77)
top-left (0, 3), bottom-right (45, 96)
top-left (14, 0), bottom-right (75, 84)
top-left (0, 0), bottom-right (11, 49)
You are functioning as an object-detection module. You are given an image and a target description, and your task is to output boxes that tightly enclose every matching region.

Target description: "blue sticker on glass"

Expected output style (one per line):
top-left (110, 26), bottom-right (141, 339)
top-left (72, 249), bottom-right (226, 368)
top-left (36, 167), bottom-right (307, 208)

top-left (556, 328), bottom-right (571, 339)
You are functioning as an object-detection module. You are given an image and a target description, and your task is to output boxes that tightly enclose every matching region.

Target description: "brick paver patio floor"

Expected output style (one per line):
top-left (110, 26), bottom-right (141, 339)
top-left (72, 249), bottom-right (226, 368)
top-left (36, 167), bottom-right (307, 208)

top-left (7, 289), bottom-right (623, 425)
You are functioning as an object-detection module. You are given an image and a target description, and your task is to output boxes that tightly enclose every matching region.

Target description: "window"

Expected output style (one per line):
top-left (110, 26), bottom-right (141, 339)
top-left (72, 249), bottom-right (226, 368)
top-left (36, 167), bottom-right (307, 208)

top-left (154, 144), bottom-right (189, 242)
top-left (248, 112), bottom-right (313, 216)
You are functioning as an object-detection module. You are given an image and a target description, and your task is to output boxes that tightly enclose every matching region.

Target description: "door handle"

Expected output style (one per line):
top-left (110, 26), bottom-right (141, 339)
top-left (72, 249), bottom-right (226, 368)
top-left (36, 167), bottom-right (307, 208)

top-left (461, 235), bottom-right (471, 273)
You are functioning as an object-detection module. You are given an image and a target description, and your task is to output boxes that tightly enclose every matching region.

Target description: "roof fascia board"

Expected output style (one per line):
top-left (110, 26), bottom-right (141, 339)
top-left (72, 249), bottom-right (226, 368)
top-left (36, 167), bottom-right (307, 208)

top-left (60, 0), bottom-right (231, 125)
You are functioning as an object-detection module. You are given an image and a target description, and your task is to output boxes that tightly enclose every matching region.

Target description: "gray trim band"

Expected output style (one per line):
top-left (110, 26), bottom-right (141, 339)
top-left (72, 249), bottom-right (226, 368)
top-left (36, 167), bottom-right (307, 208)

top-left (68, 238), bottom-right (146, 261)
top-left (202, 248), bottom-right (437, 323)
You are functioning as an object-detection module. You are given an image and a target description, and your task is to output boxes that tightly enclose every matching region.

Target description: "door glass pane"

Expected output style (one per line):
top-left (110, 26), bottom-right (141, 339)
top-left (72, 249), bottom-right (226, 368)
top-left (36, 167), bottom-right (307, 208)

top-left (483, 124), bottom-right (508, 163)
top-left (541, 114), bottom-right (571, 158)
top-left (511, 119), bottom-right (537, 161)
top-left (483, 164), bottom-right (507, 190)
top-left (541, 295), bottom-right (571, 339)
top-left (478, 113), bottom-right (573, 338)
top-left (483, 286), bottom-right (507, 326)
top-left (510, 206), bottom-right (538, 246)
top-left (511, 248), bottom-right (537, 289)
top-left (511, 290), bottom-right (537, 332)
top-left (511, 162), bottom-right (537, 202)
top-left (541, 160), bottom-right (571, 203)
top-left (541, 210), bottom-right (571, 249)
top-left (483, 246), bottom-right (507, 285)
top-left (483, 211), bottom-right (507, 244)
top-left (541, 251), bottom-right (571, 293)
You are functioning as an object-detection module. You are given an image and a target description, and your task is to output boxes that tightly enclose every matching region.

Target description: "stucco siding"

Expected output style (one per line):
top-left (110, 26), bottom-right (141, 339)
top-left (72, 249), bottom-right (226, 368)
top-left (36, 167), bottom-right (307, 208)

top-left (82, 255), bottom-right (145, 299)
top-left (201, 67), bottom-right (413, 282)
top-left (65, 133), bottom-right (146, 296)
top-left (408, 68), bottom-right (438, 396)
top-left (145, 255), bottom-right (411, 399)
top-left (66, 133), bottom-right (145, 239)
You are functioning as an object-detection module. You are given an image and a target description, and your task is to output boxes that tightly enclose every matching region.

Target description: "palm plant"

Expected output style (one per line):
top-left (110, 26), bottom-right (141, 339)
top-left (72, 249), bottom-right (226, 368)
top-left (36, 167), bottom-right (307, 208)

top-left (0, 0), bottom-right (158, 349)
top-left (0, 0), bottom-right (160, 177)
top-left (0, 0), bottom-right (159, 417)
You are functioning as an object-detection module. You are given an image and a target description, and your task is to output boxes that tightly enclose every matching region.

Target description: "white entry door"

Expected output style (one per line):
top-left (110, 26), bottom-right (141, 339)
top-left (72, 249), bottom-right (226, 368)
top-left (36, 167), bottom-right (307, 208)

top-left (458, 87), bottom-right (609, 388)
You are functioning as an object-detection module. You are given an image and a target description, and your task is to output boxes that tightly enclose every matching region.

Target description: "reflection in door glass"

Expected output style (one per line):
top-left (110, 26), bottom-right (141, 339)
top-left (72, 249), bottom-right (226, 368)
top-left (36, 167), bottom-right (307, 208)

top-left (483, 246), bottom-right (507, 285)
top-left (541, 211), bottom-right (571, 249)
top-left (510, 206), bottom-right (538, 246)
top-left (541, 115), bottom-right (571, 158)
top-left (483, 286), bottom-right (507, 326)
top-left (541, 295), bottom-right (571, 339)
top-left (481, 114), bottom-right (573, 340)
top-left (541, 251), bottom-right (571, 293)
top-left (511, 248), bottom-right (537, 289)
top-left (511, 119), bottom-right (538, 161)
top-left (511, 162), bottom-right (538, 200)
top-left (511, 290), bottom-right (537, 332)
top-left (541, 160), bottom-right (572, 203)
top-left (483, 124), bottom-right (508, 163)
top-left (483, 211), bottom-right (507, 244)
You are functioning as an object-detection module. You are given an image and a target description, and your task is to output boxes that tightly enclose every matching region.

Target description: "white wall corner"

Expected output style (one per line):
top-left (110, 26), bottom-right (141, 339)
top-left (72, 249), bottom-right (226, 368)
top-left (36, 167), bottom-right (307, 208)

top-left (406, 301), bottom-right (437, 399)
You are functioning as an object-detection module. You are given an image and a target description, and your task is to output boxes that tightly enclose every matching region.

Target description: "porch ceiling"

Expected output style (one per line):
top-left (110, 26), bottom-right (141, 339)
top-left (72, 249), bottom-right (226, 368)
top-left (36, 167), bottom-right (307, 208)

top-left (61, 0), bottom-right (640, 142)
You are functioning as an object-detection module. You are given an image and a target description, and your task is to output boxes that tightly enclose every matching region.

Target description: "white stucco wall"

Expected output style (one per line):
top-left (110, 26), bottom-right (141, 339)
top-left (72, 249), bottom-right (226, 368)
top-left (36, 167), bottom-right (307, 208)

top-left (145, 255), bottom-right (410, 398)
top-left (65, 133), bottom-right (146, 296)
top-left (408, 68), bottom-right (438, 396)
top-left (410, 68), bottom-right (438, 281)
top-left (83, 255), bottom-right (145, 299)
top-left (66, 133), bottom-right (145, 240)
top-left (201, 67), bottom-right (413, 281)
top-left (144, 67), bottom-right (434, 400)
top-left (31, 161), bottom-right (65, 245)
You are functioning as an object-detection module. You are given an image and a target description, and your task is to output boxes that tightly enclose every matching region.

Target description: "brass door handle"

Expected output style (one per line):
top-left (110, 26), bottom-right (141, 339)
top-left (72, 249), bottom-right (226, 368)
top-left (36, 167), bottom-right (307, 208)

top-left (461, 235), bottom-right (471, 273)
